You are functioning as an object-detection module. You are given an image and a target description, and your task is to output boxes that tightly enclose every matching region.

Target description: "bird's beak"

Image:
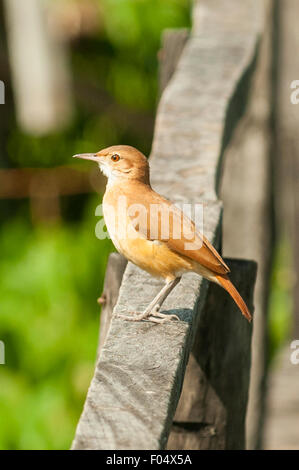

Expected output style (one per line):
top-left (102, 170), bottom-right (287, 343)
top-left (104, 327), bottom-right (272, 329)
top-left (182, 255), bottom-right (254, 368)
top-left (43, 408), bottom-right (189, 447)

top-left (72, 153), bottom-right (100, 162)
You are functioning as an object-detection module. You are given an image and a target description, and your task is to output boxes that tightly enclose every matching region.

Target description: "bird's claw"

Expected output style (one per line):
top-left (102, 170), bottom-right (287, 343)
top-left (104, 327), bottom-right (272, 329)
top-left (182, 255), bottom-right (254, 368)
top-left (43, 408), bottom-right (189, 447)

top-left (149, 304), bottom-right (180, 322)
top-left (116, 305), bottom-right (180, 323)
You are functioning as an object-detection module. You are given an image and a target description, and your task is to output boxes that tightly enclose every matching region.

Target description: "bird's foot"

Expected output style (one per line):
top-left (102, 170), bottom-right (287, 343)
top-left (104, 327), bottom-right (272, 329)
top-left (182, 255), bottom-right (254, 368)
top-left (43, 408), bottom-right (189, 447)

top-left (148, 305), bottom-right (180, 323)
top-left (116, 305), bottom-right (180, 323)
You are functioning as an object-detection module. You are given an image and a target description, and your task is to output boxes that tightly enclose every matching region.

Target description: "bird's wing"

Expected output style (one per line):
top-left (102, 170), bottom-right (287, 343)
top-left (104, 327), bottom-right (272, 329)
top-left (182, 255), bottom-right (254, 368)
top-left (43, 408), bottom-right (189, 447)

top-left (126, 187), bottom-right (230, 275)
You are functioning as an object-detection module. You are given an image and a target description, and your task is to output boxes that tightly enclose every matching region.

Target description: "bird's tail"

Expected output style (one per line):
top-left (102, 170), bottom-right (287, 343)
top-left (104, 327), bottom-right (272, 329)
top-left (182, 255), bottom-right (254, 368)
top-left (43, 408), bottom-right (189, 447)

top-left (215, 274), bottom-right (252, 322)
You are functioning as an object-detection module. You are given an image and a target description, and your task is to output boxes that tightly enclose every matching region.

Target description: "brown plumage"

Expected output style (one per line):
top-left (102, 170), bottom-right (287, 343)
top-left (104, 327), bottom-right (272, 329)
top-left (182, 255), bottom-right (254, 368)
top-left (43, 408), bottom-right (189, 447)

top-left (215, 274), bottom-right (251, 322)
top-left (73, 145), bottom-right (252, 323)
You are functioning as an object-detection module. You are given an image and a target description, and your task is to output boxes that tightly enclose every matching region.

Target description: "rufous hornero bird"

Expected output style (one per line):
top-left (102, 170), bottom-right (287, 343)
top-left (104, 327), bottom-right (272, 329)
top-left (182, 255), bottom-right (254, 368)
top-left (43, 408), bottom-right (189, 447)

top-left (73, 145), bottom-right (251, 323)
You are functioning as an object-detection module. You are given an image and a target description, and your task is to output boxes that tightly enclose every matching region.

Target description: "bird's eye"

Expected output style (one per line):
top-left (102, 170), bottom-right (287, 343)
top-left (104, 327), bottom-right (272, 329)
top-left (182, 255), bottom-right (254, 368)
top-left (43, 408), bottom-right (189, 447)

top-left (111, 154), bottom-right (120, 162)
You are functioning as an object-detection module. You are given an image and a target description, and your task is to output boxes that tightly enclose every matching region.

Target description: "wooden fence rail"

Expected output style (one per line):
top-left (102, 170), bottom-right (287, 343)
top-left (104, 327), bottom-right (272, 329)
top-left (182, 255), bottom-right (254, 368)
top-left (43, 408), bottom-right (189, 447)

top-left (72, 0), bottom-right (262, 450)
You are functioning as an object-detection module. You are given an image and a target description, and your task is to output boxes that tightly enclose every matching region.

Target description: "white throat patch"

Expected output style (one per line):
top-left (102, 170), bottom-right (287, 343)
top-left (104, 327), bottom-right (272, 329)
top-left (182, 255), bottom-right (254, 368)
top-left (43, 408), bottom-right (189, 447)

top-left (99, 163), bottom-right (119, 187)
top-left (99, 162), bottom-right (111, 179)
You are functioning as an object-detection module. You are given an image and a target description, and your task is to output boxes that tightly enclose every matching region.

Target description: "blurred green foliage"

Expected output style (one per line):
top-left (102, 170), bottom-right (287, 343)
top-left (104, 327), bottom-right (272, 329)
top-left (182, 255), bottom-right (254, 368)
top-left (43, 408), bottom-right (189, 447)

top-left (0, 0), bottom-right (191, 450)
top-left (7, 0), bottom-right (191, 168)
top-left (0, 199), bottom-right (112, 449)
top-left (268, 239), bottom-right (293, 361)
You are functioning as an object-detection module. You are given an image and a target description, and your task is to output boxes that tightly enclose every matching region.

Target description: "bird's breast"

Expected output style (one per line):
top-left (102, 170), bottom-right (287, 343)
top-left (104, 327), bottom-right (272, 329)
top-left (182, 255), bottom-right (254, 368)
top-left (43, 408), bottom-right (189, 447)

top-left (102, 200), bottom-right (194, 280)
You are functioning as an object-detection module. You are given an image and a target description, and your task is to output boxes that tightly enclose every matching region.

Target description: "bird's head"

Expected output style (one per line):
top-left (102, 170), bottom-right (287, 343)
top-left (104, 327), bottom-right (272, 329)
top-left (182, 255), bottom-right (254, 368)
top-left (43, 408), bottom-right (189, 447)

top-left (73, 145), bottom-right (150, 185)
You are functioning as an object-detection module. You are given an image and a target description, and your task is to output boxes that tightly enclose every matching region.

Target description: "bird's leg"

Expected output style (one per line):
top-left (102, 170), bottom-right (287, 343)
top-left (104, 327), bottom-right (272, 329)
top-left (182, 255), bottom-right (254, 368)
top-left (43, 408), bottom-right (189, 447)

top-left (144, 277), bottom-right (181, 322)
top-left (117, 277), bottom-right (181, 323)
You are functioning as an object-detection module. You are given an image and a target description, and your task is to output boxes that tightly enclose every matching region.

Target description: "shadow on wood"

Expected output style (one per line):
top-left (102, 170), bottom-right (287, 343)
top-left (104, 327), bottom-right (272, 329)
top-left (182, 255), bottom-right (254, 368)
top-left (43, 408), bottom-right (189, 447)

top-left (167, 259), bottom-right (256, 450)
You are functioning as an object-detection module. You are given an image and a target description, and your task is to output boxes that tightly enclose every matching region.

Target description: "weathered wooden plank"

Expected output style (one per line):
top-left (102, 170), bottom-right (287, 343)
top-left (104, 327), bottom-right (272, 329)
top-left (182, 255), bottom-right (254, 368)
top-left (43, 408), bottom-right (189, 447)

top-left (97, 253), bottom-right (127, 356)
top-left (167, 259), bottom-right (256, 450)
top-left (158, 29), bottom-right (189, 96)
top-left (72, 0), bottom-right (262, 450)
top-left (160, 29), bottom-right (257, 451)
top-left (220, 0), bottom-right (273, 449)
